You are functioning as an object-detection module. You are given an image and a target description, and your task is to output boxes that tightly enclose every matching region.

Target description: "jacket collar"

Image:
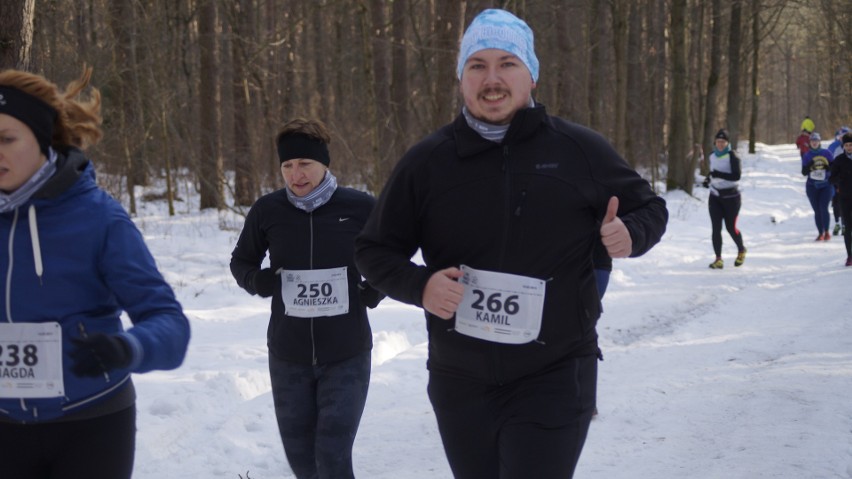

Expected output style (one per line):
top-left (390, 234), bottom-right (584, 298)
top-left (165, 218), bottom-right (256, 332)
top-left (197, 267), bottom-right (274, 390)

top-left (32, 147), bottom-right (90, 200)
top-left (454, 103), bottom-right (547, 158)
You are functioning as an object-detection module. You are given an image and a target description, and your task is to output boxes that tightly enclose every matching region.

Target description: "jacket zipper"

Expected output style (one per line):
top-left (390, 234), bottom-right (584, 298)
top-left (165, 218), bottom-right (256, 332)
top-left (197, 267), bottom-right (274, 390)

top-left (309, 213), bottom-right (318, 366)
top-left (493, 145), bottom-right (514, 385)
top-left (499, 145), bottom-right (512, 269)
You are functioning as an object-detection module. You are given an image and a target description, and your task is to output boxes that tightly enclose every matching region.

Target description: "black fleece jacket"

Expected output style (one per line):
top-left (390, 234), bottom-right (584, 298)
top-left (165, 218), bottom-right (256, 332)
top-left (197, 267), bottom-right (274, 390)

top-left (355, 105), bottom-right (668, 384)
top-left (231, 187), bottom-right (376, 365)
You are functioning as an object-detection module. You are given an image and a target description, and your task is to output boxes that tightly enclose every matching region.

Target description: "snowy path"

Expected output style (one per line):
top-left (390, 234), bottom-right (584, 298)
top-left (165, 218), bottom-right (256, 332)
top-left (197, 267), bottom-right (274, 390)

top-left (128, 142), bottom-right (852, 478)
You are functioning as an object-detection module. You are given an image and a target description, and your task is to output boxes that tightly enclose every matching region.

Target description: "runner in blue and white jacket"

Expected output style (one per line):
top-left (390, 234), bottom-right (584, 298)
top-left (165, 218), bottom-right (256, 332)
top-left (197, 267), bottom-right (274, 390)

top-left (702, 129), bottom-right (747, 269)
top-left (0, 68), bottom-right (189, 479)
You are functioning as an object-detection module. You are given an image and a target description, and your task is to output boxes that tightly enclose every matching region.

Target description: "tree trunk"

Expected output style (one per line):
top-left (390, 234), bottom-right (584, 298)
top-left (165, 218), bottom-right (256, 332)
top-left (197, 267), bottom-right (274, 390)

top-left (725, 0), bottom-right (743, 148)
top-left (0, 0), bottom-right (35, 70)
top-left (369, 0), bottom-right (392, 191)
top-left (108, 0), bottom-right (147, 214)
top-left (553, 1), bottom-right (573, 119)
top-left (389, 0), bottom-right (409, 174)
top-left (611, 0), bottom-right (629, 156)
top-left (230, 0), bottom-right (256, 207)
top-left (198, 0), bottom-right (224, 210)
top-left (702, 0), bottom-right (723, 165)
top-left (667, 0), bottom-right (692, 193)
top-left (587, 0), bottom-right (604, 130)
top-left (624, 0), bottom-right (643, 168)
top-left (748, 0), bottom-right (760, 154)
top-left (433, 0), bottom-right (463, 129)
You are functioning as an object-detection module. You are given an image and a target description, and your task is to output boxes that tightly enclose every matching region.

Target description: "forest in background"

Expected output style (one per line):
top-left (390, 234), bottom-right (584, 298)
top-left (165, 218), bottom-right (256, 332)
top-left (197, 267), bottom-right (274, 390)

top-left (1, 0), bottom-right (850, 214)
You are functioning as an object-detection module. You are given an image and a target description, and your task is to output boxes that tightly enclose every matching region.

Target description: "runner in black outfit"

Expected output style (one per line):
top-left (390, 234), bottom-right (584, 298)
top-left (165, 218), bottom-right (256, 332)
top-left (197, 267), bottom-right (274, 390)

top-left (354, 9), bottom-right (667, 478)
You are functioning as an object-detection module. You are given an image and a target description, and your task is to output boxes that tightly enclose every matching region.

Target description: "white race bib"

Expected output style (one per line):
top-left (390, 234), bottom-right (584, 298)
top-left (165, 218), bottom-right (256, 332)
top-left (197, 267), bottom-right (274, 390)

top-left (280, 267), bottom-right (350, 318)
top-left (455, 265), bottom-right (546, 344)
top-left (0, 323), bottom-right (64, 398)
top-left (810, 169), bottom-right (826, 181)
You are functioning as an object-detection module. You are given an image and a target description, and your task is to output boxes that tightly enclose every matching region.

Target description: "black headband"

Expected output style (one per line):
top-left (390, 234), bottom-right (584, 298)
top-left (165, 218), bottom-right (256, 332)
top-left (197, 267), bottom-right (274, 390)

top-left (277, 133), bottom-right (330, 166)
top-left (0, 86), bottom-right (58, 156)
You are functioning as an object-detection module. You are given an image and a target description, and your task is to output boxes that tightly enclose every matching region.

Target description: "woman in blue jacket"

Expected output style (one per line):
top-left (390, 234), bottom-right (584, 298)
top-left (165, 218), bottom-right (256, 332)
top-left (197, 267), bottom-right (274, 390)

top-left (0, 68), bottom-right (189, 478)
top-left (802, 132), bottom-right (835, 241)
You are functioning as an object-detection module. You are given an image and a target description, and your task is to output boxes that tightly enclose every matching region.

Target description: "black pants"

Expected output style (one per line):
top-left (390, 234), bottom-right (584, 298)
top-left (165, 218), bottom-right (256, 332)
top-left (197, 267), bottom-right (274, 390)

top-left (839, 197), bottom-right (852, 256)
top-left (708, 193), bottom-right (745, 256)
top-left (428, 355), bottom-right (597, 479)
top-left (269, 350), bottom-right (371, 479)
top-left (0, 405), bottom-right (136, 479)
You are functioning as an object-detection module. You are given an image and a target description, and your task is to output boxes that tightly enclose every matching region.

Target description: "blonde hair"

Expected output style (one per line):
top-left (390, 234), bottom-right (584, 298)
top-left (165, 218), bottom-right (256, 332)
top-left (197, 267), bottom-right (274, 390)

top-left (276, 117), bottom-right (331, 145)
top-left (0, 66), bottom-right (102, 150)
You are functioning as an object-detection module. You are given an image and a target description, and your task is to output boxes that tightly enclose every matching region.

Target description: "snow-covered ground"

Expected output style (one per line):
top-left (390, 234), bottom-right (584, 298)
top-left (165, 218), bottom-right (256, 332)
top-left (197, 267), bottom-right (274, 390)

top-left (127, 141), bottom-right (852, 478)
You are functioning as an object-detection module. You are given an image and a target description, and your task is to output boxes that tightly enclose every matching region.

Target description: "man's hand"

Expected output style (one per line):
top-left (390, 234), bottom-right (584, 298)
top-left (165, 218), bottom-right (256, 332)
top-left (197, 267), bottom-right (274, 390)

top-left (422, 267), bottom-right (465, 319)
top-left (600, 196), bottom-right (632, 258)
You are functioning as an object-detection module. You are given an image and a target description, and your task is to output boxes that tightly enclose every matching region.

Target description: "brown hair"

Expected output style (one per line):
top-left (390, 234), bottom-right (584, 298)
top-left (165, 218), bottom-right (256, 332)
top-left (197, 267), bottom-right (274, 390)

top-left (276, 117), bottom-right (331, 145)
top-left (0, 66), bottom-right (102, 150)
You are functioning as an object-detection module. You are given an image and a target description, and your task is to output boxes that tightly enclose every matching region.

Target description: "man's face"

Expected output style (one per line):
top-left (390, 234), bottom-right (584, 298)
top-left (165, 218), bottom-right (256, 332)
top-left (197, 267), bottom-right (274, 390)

top-left (714, 138), bottom-right (728, 150)
top-left (810, 139), bottom-right (821, 149)
top-left (459, 48), bottom-right (535, 125)
top-left (844, 142), bottom-right (852, 155)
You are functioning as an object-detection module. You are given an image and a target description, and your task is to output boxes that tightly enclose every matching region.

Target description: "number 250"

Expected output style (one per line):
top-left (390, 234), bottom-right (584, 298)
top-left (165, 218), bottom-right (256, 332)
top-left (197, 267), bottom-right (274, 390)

top-left (297, 283), bottom-right (332, 298)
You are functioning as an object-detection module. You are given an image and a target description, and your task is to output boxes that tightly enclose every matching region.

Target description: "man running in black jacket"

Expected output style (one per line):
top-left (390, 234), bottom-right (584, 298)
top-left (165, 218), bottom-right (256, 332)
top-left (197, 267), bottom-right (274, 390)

top-left (355, 8), bottom-right (668, 478)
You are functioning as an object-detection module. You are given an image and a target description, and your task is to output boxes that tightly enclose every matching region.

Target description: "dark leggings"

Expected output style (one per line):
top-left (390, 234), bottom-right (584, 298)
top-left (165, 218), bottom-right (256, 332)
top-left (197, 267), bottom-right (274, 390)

top-left (709, 193), bottom-right (745, 256)
top-left (428, 355), bottom-right (597, 479)
top-left (806, 182), bottom-right (833, 234)
top-left (269, 350), bottom-right (370, 479)
top-left (840, 198), bottom-right (852, 256)
top-left (0, 405), bottom-right (136, 479)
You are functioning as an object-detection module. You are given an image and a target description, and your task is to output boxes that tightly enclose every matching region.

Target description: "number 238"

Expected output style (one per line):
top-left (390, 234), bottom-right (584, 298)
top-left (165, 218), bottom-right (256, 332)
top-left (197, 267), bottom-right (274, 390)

top-left (0, 344), bottom-right (39, 366)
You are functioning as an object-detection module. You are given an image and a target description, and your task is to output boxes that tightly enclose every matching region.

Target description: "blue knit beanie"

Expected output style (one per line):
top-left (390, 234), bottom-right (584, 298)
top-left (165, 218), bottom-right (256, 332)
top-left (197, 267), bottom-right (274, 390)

top-left (456, 9), bottom-right (539, 82)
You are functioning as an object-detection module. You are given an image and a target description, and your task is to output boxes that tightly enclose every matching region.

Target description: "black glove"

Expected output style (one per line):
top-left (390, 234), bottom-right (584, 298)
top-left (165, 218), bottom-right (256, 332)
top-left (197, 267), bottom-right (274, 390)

top-left (701, 176), bottom-right (710, 188)
top-left (70, 333), bottom-right (133, 377)
top-left (358, 280), bottom-right (385, 309)
top-left (249, 268), bottom-right (277, 297)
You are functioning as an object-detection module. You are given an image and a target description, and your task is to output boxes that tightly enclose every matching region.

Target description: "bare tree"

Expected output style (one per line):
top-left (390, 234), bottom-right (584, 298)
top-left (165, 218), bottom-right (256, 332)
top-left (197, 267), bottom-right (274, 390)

top-left (198, 0), bottom-right (224, 210)
top-left (667, 0), bottom-right (693, 193)
top-left (702, 0), bottom-right (724, 161)
top-left (586, 0), bottom-right (604, 131)
top-left (610, 0), bottom-right (629, 155)
top-left (12, 0), bottom-right (846, 213)
top-left (747, 0), bottom-right (760, 154)
top-left (0, 0), bottom-right (35, 70)
top-left (388, 0), bottom-right (410, 167)
top-left (725, 0), bottom-right (744, 147)
top-left (108, 0), bottom-right (149, 215)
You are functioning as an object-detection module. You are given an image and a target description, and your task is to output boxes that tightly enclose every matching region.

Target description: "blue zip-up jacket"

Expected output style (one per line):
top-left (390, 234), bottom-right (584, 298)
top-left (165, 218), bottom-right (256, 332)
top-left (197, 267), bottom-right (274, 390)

top-left (0, 148), bottom-right (189, 422)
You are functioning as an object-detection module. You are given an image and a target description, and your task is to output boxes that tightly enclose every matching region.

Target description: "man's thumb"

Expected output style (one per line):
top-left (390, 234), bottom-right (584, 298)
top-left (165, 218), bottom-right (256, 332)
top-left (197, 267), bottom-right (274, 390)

top-left (603, 196), bottom-right (619, 224)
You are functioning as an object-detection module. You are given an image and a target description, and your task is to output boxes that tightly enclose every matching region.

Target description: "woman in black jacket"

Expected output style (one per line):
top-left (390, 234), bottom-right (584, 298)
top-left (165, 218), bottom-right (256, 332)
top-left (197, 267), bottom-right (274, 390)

top-left (230, 118), bottom-right (381, 479)
top-left (829, 132), bottom-right (852, 266)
